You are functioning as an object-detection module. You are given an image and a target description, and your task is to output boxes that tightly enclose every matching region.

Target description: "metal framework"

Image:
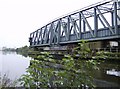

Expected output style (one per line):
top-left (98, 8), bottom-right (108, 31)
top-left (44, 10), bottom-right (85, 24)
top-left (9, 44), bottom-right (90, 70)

top-left (29, 0), bottom-right (120, 47)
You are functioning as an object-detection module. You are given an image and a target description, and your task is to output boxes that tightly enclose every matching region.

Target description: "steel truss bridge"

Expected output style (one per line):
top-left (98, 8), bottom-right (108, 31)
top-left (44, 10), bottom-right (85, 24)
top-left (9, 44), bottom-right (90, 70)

top-left (29, 0), bottom-right (120, 47)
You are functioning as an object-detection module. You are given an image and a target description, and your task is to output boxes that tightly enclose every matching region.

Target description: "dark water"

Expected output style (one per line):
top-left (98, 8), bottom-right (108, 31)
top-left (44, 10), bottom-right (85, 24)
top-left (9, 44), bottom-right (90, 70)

top-left (93, 60), bottom-right (120, 87)
top-left (0, 51), bottom-right (120, 87)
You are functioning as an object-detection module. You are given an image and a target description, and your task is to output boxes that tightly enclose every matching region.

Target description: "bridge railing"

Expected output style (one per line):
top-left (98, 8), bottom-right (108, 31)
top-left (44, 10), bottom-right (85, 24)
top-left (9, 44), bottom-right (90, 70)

top-left (29, 0), bottom-right (120, 47)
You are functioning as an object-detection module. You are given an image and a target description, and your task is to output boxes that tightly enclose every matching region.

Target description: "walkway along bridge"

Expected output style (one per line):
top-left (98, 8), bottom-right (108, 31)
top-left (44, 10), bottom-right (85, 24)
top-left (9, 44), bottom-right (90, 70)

top-left (29, 0), bottom-right (120, 49)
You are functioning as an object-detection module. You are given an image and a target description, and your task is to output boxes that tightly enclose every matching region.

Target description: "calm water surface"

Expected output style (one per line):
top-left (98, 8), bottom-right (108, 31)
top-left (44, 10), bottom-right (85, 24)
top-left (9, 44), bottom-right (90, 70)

top-left (0, 51), bottom-right (120, 87)
top-left (0, 51), bottom-right (31, 82)
top-left (93, 60), bottom-right (120, 87)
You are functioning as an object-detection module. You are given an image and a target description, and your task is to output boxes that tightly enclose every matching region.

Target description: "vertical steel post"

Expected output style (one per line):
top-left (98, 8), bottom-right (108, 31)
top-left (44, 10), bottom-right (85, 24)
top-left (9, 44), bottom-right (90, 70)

top-left (49, 23), bottom-right (54, 45)
top-left (29, 33), bottom-right (33, 46)
top-left (37, 29), bottom-right (40, 44)
top-left (34, 30), bottom-right (38, 45)
top-left (57, 20), bottom-right (61, 44)
top-left (79, 12), bottom-right (82, 39)
top-left (39, 29), bottom-right (43, 44)
top-left (118, 0), bottom-right (120, 25)
top-left (32, 32), bottom-right (35, 45)
top-left (44, 26), bottom-right (47, 43)
top-left (111, 11), bottom-right (114, 27)
top-left (94, 7), bottom-right (98, 37)
top-left (67, 16), bottom-right (70, 41)
top-left (83, 20), bottom-right (86, 32)
top-left (114, 1), bottom-right (118, 34)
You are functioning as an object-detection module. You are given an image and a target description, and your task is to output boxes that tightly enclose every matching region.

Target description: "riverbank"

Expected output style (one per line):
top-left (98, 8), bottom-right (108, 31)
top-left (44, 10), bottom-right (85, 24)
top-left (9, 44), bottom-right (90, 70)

top-left (2, 42), bottom-right (120, 61)
top-left (20, 52), bottom-right (120, 88)
top-left (1, 42), bottom-right (120, 88)
top-left (27, 50), bottom-right (120, 61)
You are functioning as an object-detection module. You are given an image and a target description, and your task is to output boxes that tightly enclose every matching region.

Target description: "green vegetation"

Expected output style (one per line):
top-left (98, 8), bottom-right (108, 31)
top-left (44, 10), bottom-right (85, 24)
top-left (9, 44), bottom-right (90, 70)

top-left (0, 73), bottom-right (18, 88)
top-left (16, 45), bottom-right (39, 57)
top-left (16, 45), bottom-right (31, 57)
top-left (19, 41), bottom-right (99, 88)
top-left (16, 46), bottom-right (29, 53)
top-left (95, 51), bottom-right (120, 60)
top-left (1, 41), bottom-right (119, 88)
top-left (1, 46), bottom-right (32, 57)
top-left (74, 40), bottom-right (92, 59)
top-left (2, 47), bottom-right (16, 52)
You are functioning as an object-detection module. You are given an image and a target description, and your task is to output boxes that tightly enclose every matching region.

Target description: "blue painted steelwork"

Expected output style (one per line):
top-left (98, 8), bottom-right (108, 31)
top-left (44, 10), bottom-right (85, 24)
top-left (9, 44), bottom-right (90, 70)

top-left (29, 0), bottom-right (120, 47)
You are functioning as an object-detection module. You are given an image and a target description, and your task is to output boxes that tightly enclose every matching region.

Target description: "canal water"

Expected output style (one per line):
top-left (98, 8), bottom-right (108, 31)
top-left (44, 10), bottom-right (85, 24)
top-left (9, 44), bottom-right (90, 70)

top-left (0, 51), bottom-right (120, 87)
top-left (0, 51), bottom-right (31, 86)
top-left (93, 60), bottom-right (120, 87)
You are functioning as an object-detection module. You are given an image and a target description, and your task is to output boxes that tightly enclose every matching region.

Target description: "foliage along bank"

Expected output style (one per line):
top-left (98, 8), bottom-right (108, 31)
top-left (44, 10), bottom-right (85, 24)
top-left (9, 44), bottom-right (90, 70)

top-left (19, 40), bottom-right (99, 88)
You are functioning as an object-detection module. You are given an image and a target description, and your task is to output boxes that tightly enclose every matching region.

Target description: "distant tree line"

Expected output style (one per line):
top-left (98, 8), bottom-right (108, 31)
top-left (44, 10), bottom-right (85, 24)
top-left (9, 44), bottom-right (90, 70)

top-left (2, 47), bottom-right (16, 52)
top-left (16, 45), bottom-right (34, 57)
top-left (2, 46), bottom-right (34, 57)
top-left (16, 45), bottom-right (29, 53)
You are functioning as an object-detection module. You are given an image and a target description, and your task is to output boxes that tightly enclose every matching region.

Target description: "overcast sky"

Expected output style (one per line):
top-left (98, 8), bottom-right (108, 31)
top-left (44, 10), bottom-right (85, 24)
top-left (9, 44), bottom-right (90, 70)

top-left (0, 0), bottom-right (103, 48)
